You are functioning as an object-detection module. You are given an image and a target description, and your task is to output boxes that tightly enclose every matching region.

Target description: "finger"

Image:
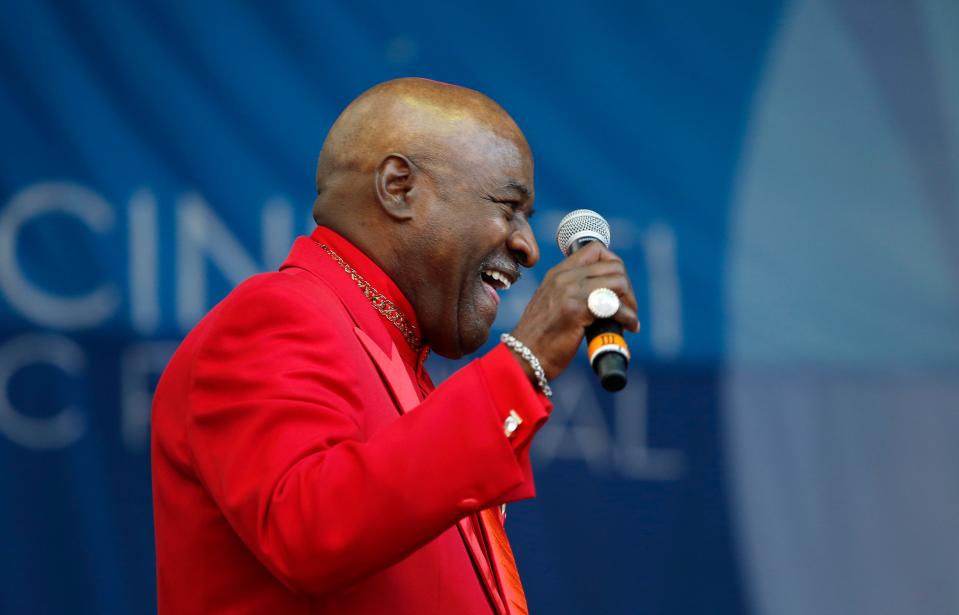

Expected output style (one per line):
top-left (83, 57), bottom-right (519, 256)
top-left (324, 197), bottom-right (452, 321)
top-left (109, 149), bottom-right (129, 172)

top-left (552, 262), bottom-right (628, 291)
top-left (582, 277), bottom-right (641, 333)
top-left (581, 274), bottom-right (639, 312)
top-left (595, 245), bottom-right (624, 264)
top-left (614, 305), bottom-right (641, 333)
top-left (586, 255), bottom-right (635, 300)
top-left (580, 259), bottom-right (625, 279)
top-left (563, 240), bottom-right (607, 265)
top-left (590, 300), bottom-right (640, 333)
top-left (543, 245), bottom-right (599, 280)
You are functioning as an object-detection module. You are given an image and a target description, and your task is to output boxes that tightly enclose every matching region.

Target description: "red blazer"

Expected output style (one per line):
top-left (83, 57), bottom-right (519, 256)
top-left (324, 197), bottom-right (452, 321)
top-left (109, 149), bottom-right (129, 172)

top-left (152, 226), bottom-right (551, 614)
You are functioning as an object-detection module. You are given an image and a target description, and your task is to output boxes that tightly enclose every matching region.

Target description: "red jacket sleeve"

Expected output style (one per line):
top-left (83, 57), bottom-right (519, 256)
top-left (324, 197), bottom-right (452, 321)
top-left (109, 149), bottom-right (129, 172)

top-left (185, 281), bottom-right (550, 595)
top-left (476, 343), bottom-right (553, 499)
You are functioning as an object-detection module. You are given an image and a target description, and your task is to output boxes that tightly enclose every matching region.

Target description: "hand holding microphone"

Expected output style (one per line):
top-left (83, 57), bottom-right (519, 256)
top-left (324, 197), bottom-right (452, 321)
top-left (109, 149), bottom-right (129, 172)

top-left (508, 209), bottom-right (639, 392)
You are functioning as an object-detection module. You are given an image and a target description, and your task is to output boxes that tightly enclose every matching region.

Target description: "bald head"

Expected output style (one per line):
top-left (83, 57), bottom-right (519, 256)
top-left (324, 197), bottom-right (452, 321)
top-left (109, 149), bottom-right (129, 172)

top-left (314, 78), bottom-right (529, 215)
top-left (310, 78), bottom-right (538, 358)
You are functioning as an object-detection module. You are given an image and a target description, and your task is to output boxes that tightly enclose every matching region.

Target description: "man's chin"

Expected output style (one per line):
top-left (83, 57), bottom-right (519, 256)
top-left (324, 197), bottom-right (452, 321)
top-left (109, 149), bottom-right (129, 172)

top-left (461, 329), bottom-right (492, 357)
top-left (431, 325), bottom-right (491, 360)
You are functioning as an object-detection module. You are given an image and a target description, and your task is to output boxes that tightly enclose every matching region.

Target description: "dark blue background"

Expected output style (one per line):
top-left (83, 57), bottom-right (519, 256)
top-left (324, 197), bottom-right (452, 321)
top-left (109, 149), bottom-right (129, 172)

top-left (0, 1), bottom-right (787, 613)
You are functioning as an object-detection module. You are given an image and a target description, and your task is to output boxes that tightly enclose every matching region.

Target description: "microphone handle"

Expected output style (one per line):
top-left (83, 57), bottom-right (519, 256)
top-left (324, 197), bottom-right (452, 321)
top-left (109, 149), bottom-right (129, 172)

top-left (569, 238), bottom-right (630, 392)
top-left (585, 319), bottom-right (629, 392)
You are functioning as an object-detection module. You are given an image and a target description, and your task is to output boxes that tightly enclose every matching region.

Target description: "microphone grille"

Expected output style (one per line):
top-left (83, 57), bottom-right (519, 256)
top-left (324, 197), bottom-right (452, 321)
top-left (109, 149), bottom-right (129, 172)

top-left (556, 209), bottom-right (611, 255)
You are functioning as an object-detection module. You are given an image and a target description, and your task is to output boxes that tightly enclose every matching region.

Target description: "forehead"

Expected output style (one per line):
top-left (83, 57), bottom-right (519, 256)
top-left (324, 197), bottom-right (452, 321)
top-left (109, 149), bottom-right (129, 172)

top-left (445, 122), bottom-right (534, 189)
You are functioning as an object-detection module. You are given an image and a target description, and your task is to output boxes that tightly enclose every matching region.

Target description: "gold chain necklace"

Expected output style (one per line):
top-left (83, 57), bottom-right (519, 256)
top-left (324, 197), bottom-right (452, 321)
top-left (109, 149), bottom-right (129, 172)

top-left (316, 242), bottom-right (423, 352)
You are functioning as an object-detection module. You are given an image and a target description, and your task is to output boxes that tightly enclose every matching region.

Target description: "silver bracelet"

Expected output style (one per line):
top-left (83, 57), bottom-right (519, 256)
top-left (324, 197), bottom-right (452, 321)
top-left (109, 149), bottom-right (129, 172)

top-left (500, 333), bottom-right (552, 398)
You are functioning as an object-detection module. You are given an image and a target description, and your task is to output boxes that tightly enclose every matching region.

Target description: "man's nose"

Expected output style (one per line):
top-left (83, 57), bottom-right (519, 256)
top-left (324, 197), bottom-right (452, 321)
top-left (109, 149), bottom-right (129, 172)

top-left (508, 219), bottom-right (540, 268)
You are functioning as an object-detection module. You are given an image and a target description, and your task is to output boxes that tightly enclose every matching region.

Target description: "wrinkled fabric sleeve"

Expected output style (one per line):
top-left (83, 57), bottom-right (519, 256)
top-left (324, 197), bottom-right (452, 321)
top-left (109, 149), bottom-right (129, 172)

top-left (186, 281), bottom-right (550, 595)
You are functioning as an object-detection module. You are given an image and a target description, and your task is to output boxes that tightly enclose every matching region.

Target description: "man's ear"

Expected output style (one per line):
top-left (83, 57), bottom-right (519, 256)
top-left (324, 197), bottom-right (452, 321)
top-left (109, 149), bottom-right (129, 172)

top-left (374, 154), bottom-right (420, 221)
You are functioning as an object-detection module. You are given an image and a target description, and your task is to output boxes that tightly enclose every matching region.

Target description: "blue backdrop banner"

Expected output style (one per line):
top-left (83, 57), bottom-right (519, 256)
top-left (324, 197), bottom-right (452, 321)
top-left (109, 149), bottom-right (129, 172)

top-left (3, 1), bottom-right (958, 614)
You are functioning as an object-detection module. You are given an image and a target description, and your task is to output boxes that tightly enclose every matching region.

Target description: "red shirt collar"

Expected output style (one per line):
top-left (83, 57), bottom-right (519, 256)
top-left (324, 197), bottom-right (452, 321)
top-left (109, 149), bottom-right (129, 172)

top-left (309, 225), bottom-right (425, 357)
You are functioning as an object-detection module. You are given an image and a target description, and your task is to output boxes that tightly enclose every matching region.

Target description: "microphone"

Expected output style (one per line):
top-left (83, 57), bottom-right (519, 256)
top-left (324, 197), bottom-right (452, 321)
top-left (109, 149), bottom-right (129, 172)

top-left (556, 209), bottom-right (630, 392)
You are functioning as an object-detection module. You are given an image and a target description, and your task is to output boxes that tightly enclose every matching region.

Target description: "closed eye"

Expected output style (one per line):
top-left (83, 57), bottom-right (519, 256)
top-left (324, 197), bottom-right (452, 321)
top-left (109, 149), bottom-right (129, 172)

top-left (481, 193), bottom-right (511, 209)
top-left (483, 194), bottom-right (523, 211)
top-left (482, 193), bottom-right (534, 220)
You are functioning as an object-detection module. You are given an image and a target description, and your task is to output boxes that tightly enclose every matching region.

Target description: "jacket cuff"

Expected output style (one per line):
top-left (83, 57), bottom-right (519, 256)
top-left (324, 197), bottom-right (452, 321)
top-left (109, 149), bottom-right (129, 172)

top-left (476, 343), bottom-right (552, 453)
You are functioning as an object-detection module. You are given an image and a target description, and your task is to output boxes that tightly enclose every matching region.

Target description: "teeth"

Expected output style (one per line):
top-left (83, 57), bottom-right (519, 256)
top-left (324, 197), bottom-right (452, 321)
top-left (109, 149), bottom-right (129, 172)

top-left (483, 269), bottom-right (512, 290)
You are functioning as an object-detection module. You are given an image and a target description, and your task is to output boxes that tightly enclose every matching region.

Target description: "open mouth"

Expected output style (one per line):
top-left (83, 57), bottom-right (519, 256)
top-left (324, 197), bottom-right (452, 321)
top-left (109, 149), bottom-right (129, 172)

top-left (480, 268), bottom-right (514, 305)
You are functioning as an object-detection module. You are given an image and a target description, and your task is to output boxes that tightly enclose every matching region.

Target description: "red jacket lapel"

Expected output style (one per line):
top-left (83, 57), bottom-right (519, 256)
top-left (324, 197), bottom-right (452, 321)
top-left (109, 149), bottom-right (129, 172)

top-left (352, 327), bottom-right (420, 413)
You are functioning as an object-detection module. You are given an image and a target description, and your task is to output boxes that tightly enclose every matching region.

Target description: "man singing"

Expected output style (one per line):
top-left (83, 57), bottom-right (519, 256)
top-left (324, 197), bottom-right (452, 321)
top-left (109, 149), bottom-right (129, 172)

top-left (151, 78), bottom-right (639, 614)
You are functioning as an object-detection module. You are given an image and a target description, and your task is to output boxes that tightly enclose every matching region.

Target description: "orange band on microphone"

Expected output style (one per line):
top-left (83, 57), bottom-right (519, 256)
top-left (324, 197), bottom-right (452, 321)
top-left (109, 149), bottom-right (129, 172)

top-left (587, 332), bottom-right (630, 365)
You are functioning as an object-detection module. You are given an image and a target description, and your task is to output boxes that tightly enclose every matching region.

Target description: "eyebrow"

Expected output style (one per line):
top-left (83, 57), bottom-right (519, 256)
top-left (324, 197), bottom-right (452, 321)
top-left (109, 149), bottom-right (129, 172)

top-left (502, 181), bottom-right (531, 200)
